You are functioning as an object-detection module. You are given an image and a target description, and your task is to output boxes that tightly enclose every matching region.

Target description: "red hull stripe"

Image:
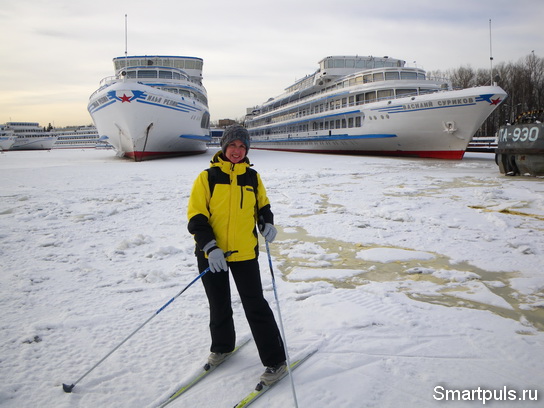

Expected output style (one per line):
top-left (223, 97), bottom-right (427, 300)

top-left (126, 150), bottom-right (206, 162)
top-left (251, 147), bottom-right (465, 160)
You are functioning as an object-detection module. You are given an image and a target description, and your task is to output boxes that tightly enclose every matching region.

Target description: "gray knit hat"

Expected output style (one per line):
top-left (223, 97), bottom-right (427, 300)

top-left (221, 125), bottom-right (250, 155)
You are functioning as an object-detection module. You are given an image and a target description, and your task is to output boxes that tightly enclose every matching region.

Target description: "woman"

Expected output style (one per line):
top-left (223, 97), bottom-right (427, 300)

top-left (187, 125), bottom-right (287, 385)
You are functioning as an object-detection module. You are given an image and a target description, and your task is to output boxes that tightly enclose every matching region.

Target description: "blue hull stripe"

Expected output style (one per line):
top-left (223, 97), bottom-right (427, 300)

top-left (252, 133), bottom-right (396, 143)
top-left (180, 134), bottom-right (211, 142)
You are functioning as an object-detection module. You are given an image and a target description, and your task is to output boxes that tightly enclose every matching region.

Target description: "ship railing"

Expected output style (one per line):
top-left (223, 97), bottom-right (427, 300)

top-left (251, 89), bottom-right (438, 127)
top-left (98, 75), bottom-right (118, 87)
top-left (90, 72), bottom-right (205, 100)
top-left (257, 80), bottom-right (445, 118)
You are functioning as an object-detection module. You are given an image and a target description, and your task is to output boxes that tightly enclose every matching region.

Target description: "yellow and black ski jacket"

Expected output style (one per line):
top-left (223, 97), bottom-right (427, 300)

top-left (187, 152), bottom-right (274, 262)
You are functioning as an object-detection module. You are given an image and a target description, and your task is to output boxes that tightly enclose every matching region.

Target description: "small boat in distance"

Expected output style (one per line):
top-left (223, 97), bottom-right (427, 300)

top-left (88, 55), bottom-right (210, 161)
top-left (245, 55), bottom-right (507, 159)
top-left (7, 122), bottom-right (57, 150)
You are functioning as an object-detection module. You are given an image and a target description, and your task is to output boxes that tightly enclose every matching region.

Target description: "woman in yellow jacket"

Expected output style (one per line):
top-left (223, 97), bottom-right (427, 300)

top-left (187, 125), bottom-right (286, 385)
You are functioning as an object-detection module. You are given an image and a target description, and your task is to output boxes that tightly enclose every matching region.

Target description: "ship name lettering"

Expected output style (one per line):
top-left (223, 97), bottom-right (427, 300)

top-left (437, 98), bottom-right (474, 106)
top-left (147, 96), bottom-right (162, 103)
top-left (164, 99), bottom-right (178, 106)
top-left (403, 102), bottom-right (434, 110)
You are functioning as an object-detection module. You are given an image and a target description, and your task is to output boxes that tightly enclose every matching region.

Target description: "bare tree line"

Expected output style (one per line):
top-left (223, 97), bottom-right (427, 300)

top-left (430, 52), bottom-right (543, 137)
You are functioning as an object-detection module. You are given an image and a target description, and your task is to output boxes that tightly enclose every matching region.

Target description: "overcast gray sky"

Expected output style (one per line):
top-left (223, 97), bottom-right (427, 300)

top-left (1, 0), bottom-right (542, 127)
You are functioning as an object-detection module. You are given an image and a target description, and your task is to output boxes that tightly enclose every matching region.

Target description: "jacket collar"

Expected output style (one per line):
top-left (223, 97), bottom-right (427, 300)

top-left (211, 151), bottom-right (251, 174)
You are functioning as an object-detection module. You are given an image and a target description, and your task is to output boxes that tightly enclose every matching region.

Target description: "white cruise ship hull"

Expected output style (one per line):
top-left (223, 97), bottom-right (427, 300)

top-left (0, 136), bottom-right (17, 151)
top-left (251, 86), bottom-right (505, 160)
top-left (88, 82), bottom-right (209, 161)
top-left (11, 136), bottom-right (57, 150)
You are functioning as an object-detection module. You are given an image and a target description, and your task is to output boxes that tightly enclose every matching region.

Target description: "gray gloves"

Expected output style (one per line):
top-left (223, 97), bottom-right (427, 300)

top-left (260, 223), bottom-right (277, 243)
top-left (208, 248), bottom-right (227, 273)
top-left (202, 222), bottom-right (277, 274)
top-left (203, 240), bottom-right (227, 273)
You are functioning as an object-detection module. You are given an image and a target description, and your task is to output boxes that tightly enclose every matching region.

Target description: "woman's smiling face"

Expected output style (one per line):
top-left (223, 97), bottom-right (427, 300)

top-left (225, 140), bottom-right (247, 163)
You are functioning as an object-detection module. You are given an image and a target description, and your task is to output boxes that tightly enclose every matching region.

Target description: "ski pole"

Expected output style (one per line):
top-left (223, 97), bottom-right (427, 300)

top-left (264, 240), bottom-right (299, 408)
top-left (63, 258), bottom-right (226, 393)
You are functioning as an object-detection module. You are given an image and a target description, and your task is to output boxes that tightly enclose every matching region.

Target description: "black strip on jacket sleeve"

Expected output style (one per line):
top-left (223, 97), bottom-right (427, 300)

top-left (188, 214), bottom-right (215, 251)
top-left (258, 204), bottom-right (274, 225)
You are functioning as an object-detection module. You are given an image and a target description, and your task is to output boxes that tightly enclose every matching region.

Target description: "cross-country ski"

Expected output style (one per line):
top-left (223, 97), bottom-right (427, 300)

top-left (233, 350), bottom-right (317, 408)
top-left (156, 339), bottom-right (250, 407)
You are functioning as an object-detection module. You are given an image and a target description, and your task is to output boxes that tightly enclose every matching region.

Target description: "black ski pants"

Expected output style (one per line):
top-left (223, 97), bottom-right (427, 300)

top-left (197, 253), bottom-right (286, 367)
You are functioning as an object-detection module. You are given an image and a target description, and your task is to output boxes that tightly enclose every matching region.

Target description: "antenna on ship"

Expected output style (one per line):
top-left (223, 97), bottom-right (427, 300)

top-left (124, 14), bottom-right (128, 63)
top-left (122, 14), bottom-right (128, 81)
top-left (489, 19), bottom-right (494, 85)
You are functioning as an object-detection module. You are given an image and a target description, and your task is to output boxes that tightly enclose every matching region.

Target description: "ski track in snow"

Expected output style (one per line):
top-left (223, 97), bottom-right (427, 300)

top-left (0, 149), bottom-right (543, 407)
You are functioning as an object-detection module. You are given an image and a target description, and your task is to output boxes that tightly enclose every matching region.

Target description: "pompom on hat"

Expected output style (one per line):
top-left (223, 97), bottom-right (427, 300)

top-left (220, 125), bottom-right (250, 155)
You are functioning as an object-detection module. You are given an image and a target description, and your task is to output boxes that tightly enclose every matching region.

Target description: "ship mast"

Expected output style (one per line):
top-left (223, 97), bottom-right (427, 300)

top-left (489, 19), bottom-right (494, 85)
top-left (124, 14), bottom-right (128, 66)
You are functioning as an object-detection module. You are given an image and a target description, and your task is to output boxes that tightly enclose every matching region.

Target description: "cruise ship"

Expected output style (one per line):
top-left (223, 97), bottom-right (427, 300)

top-left (53, 125), bottom-right (106, 149)
top-left (245, 55), bottom-right (507, 159)
top-left (88, 55), bottom-right (210, 161)
top-left (7, 122), bottom-right (57, 150)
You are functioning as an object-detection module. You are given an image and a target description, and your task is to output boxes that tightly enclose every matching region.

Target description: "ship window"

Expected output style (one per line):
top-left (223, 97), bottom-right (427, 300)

top-left (418, 73), bottom-right (426, 80)
top-left (400, 71), bottom-right (418, 80)
top-left (355, 60), bottom-right (365, 68)
top-left (355, 76), bottom-right (364, 84)
top-left (201, 112), bottom-right (210, 129)
top-left (185, 60), bottom-right (196, 69)
top-left (373, 72), bottom-right (384, 82)
top-left (345, 59), bottom-right (355, 68)
top-left (363, 74), bottom-right (372, 83)
top-left (356, 94), bottom-right (364, 105)
top-left (126, 71), bottom-right (137, 78)
top-left (385, 72), bottom-right (399, 80)
top-left (356, 116), bottom-right (361, 127)
top-left (348, 117), bottom-right (354, 128)
top-left (396, 88), bottom-right (418, 97)
top-left (365, 91), bottom-right (377, 103)
top-left (377, 89), bottom-right (393, 100)
top-left (138, 70), bottom-right (158, 78)
top-left (159, 71), bottom-right (173, 79)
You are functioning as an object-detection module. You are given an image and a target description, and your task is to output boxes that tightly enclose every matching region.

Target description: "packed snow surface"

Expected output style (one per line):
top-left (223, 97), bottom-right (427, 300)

top-left (1, 149), bottom-right (543, 407)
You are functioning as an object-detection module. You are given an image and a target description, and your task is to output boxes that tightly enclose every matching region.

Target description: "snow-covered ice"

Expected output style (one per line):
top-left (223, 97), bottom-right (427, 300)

top-left (0, 148), bottom-right (542, 407)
